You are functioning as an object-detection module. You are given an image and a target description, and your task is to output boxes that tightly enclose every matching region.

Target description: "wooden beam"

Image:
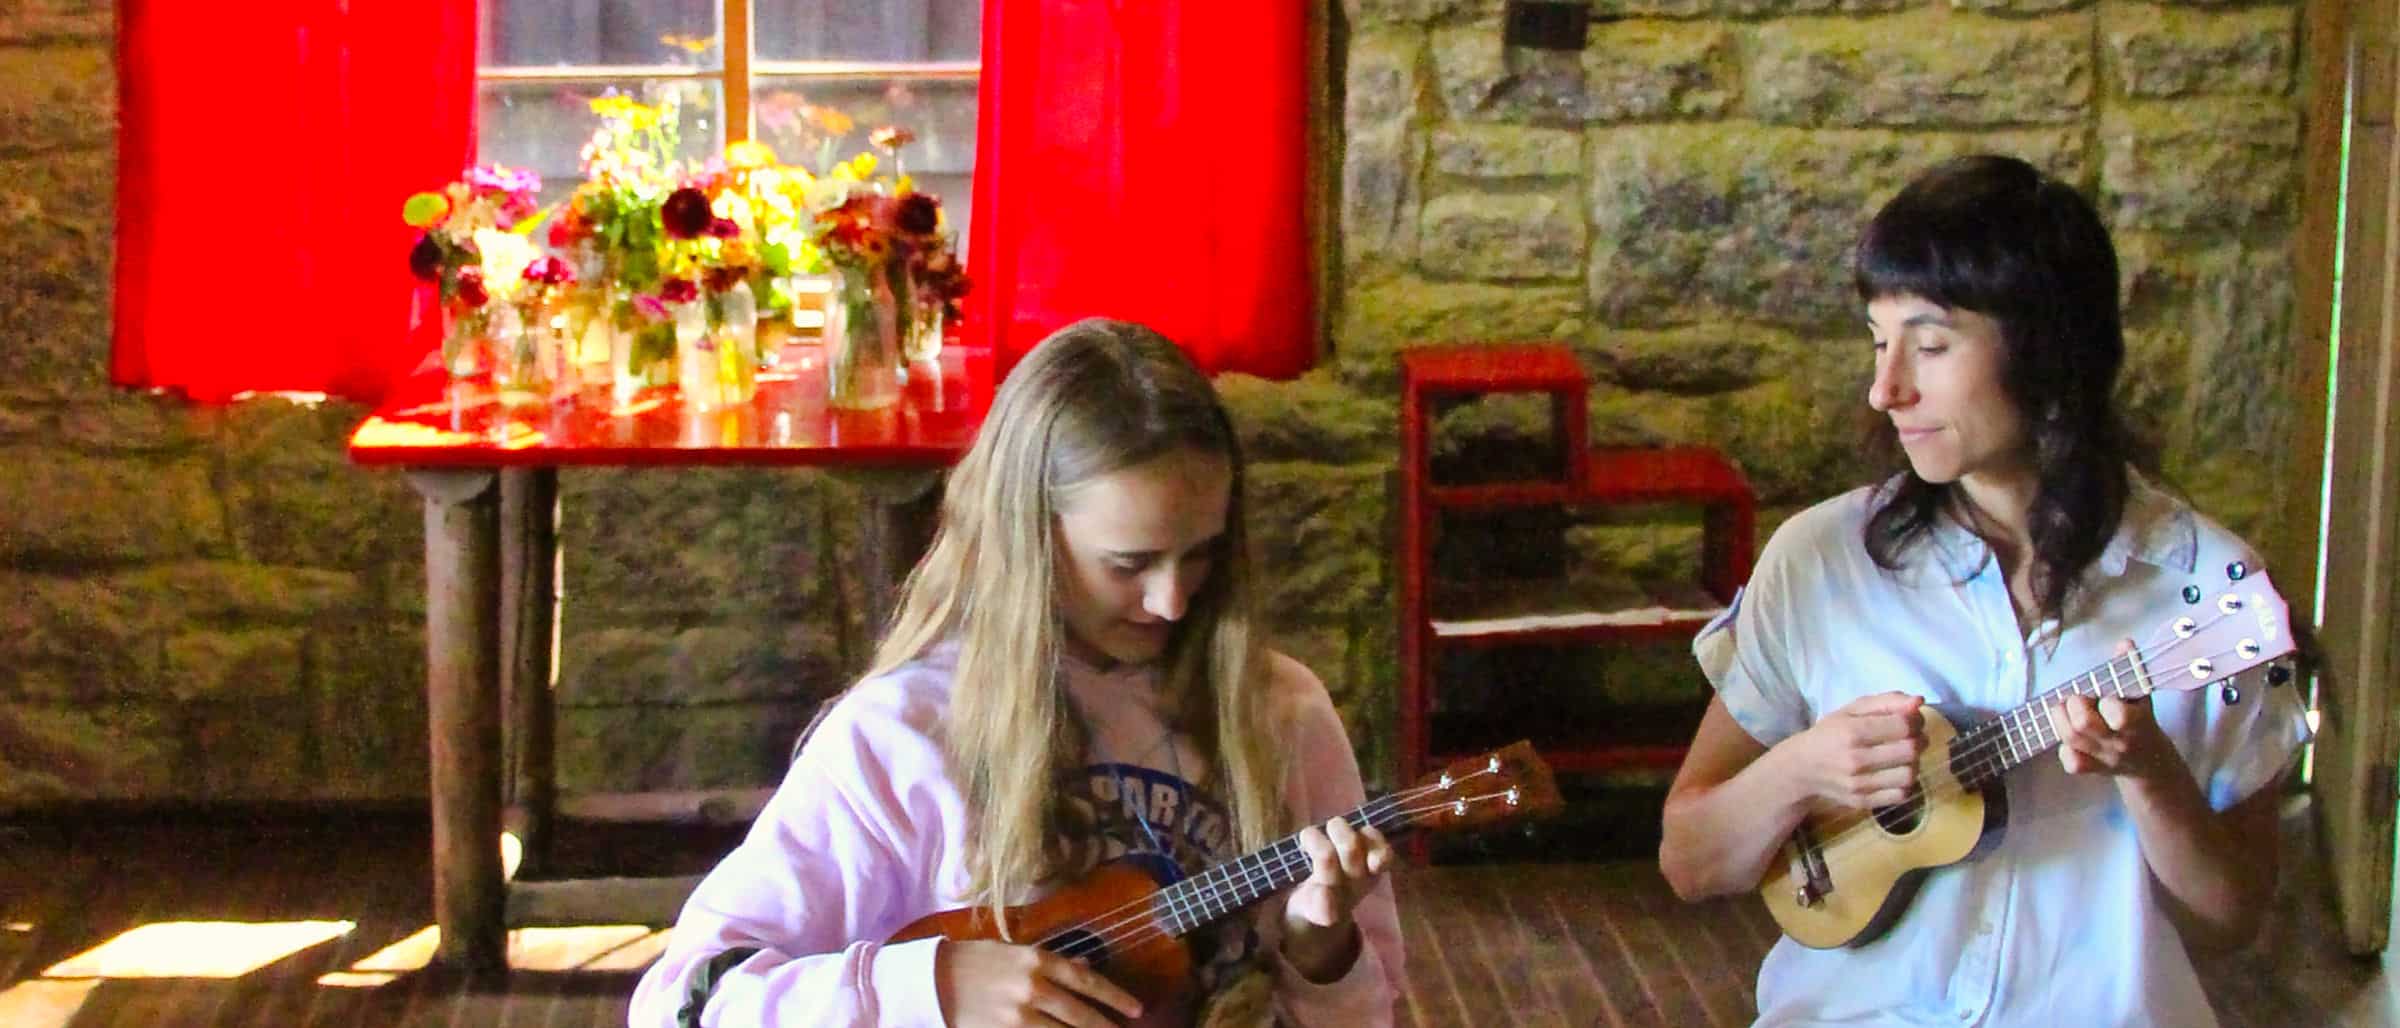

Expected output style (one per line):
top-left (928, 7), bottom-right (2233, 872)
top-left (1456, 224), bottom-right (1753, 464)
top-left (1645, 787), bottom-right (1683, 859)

top-left (2276, 0), bottom-right (2348, 622)
top-left (554, 787), bottom-right (776, 825)
top-left (2318, 0), bottom-right (2400, 956)
top-left (723, 0), bottom-right (752, 143)
top-left (508, 876), bottom-right (708, 928)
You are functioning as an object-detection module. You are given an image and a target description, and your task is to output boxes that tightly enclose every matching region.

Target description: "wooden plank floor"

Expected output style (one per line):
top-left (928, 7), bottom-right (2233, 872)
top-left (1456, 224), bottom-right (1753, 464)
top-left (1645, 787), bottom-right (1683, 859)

top-left (0, 799), bottom-right (2389, 1027)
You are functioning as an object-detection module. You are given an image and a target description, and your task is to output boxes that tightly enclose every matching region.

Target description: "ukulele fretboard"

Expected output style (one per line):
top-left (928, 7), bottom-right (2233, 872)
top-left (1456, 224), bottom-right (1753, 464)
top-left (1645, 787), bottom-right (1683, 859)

top-left (1145, 798), bottom-right (1416, 937)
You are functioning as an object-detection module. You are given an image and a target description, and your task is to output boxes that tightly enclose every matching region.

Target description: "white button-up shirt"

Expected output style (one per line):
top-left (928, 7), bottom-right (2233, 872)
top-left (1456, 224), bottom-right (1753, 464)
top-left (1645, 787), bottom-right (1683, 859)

top-left (1697, 478), bottom-right (2309, 1028)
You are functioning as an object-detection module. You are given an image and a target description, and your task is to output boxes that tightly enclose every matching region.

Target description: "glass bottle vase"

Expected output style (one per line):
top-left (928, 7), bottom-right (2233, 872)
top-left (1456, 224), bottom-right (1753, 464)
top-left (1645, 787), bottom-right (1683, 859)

top-left (824, 264), bottom-right (903, 410)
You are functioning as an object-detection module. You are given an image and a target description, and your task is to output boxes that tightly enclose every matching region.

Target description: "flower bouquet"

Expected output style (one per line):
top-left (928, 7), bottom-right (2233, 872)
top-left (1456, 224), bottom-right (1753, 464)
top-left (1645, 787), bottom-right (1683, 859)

top-left (403, 164), bottom-right (543, 377)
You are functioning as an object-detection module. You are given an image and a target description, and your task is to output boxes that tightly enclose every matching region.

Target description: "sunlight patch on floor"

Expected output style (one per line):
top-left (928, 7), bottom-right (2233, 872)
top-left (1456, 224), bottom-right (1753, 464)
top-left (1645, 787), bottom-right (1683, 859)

top-left (314, 924), bottom-right (671, 986)
top-left (509, 925), bottom-right (656, 970)
top-left (580, 928), bottom-right (673, 971)
top-left (41, 920), bottom-right (354, 979)
top-left (0, 979), bottom-right (100, 1028)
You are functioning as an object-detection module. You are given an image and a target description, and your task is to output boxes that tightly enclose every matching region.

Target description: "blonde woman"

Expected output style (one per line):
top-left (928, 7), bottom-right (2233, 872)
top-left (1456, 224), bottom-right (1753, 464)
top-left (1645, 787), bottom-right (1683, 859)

top-left (630, 319), bottom-right (1403, 1028)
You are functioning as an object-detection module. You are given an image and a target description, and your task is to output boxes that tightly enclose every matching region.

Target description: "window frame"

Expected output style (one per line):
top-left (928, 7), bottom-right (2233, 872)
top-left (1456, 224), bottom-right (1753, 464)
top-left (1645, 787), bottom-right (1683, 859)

top-left (473, 1), bottom-right (980, 150)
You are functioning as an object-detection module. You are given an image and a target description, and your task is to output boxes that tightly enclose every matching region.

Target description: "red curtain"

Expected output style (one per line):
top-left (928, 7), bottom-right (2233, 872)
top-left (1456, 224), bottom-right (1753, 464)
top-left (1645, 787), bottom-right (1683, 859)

top-left (114, 1), bottom-right (478, 405)
top-left (965, 0), bottom-right (1314, 380)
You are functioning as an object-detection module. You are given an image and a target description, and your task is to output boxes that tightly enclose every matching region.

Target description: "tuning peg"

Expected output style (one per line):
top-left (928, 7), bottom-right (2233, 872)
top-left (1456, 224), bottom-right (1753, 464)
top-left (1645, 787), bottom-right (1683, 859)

top-left (2268, 663), bottom-right (2294, 687)
top-left (2227, 560), bottom-right (2249, 581)
top-left (2221, 683), bottom-right (2242, 705)
top-left (2182, 585), bottom-right (2202, 605)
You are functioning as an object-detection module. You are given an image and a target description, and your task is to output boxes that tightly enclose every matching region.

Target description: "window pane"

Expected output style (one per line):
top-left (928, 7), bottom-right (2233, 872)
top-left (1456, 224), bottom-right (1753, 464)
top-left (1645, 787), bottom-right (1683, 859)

top-left (755, 0), bottom-right (981, 63)
top-left (477, 79), bottom-right (723, 205)
top-left (755, 75), bottom-right (977, 243)
top-left (481, 0), bottom-right (720, 68)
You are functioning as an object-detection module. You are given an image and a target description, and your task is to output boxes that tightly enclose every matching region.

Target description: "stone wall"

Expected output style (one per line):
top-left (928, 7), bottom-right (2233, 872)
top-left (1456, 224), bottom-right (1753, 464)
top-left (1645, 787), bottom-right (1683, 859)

top-left (0, 0), bottom-right (2307, 807)
top-left (1288, 0), bottom-right (2304, 779)
top-left (0, 2), bottom-right (865, 809)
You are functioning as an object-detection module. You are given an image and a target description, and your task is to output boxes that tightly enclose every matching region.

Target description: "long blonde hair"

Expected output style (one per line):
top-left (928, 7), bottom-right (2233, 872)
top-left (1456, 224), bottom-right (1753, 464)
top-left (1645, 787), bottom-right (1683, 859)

top-left (867, 318), bottom-right (1288, 928)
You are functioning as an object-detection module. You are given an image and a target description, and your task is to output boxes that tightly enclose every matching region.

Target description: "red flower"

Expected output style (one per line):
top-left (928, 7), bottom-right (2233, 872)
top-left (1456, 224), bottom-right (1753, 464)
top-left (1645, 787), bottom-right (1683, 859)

top-left (408, 233), bottom-right (443, 282)
top-left (659, 277), bottom-right (698, 304)
top-left (702, 265), bottom-right (745, 294)
top-left (708, 217), bottom-right (742, 239)
top-left (455, 267), bottom-right (489, 308)
top-left (661, 187), bottom-right (713, 240)
top-left (548, 209), bottom-right (593, 248)
top-left (892, 192), bottom-right (940, 236)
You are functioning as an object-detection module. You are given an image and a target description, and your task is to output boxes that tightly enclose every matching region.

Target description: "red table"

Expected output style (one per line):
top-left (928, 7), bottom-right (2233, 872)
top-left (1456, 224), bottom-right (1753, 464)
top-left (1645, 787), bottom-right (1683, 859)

top-left (349, 343), bottom-right (990, 970)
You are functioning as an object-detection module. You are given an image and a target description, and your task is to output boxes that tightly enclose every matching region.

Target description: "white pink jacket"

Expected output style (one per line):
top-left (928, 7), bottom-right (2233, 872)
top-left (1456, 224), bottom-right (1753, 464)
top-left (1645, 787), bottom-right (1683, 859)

top-left (627, 643), bottom-right (1403, 1027)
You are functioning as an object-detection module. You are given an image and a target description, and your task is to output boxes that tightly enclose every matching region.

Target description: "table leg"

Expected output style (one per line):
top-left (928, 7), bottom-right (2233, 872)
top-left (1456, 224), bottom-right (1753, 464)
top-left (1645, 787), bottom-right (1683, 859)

top-left (499, 468), bottom-right (559, 880)
top-left (409, 469), bottom-right (506, 973)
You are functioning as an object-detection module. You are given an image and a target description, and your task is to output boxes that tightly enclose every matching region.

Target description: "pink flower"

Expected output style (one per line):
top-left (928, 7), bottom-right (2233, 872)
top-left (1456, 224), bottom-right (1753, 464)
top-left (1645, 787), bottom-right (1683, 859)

top-left (523, 255), bottom-right (576, 286)
top-left (634, 294), bottom-right (669, 320)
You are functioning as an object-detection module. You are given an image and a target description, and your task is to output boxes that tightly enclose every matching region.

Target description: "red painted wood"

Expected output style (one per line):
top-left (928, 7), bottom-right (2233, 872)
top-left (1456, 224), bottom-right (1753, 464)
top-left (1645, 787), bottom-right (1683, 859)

top-left (348, 344), bottom-right (993, 468)
top-left (1581, 447), bottom-right (1752, 503)
top-left (1432, 617), bottom-right (1725, 649)
top-left (1401, 344), bottom-right (1588, 393)
top-left (1396, 343), bottom-right (1757, 796)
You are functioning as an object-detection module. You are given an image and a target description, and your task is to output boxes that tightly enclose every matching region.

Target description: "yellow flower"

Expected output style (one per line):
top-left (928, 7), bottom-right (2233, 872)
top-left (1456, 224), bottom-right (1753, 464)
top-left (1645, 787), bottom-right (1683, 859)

top-left (830, 152), bottom-right (878, 184)
top-left (808, 104), bottom-right (855, 137)
top-left (726, 140), bottom-right (779, 172)
top-left (474, 229), bottom-right (539, 300)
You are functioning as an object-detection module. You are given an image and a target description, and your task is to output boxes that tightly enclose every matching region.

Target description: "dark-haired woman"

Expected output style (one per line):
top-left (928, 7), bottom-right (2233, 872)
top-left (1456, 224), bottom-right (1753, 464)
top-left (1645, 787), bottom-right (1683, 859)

top-left (1657, 154), bottom-right (2307, 1026)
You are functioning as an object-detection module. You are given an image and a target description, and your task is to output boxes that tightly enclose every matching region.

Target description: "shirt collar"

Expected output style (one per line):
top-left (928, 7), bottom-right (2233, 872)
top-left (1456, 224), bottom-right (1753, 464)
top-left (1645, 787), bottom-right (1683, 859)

top-left (1885, 471), bottom-right (2196, 582)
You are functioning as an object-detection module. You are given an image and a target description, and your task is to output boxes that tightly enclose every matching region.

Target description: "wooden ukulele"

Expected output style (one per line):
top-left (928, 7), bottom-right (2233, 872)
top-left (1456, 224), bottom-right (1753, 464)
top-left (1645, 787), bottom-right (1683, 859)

top-left (1760, 566), bottom-right (2295, 949)
top-left (890, 741), bottom-right (1561, 1010)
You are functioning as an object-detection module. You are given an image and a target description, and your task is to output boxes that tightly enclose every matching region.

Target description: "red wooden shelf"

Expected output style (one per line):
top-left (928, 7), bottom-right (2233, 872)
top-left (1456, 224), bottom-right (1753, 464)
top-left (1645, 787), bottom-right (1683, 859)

top-left (1396, 342), bottom-right (1755, 801)
top-left (1425, 481), bottom-right (1582, 511)
top-left (1583, 446), bottom-right (1752, 504)
top-left (1402, 343), bottom-right (1588, 393)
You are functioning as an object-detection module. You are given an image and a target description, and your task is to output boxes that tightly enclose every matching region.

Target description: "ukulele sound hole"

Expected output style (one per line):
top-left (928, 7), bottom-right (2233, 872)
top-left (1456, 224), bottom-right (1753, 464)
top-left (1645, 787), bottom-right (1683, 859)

top-left (1870, 786), bottom-right (1926, 836)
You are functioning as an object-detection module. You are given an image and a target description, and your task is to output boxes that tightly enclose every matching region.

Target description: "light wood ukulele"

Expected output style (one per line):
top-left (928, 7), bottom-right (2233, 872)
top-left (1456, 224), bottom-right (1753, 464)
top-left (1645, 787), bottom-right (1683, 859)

top-left (890, 741), bottom-right (1561, 1010)
top-left (1760, 566), bottom-right (2295, 949)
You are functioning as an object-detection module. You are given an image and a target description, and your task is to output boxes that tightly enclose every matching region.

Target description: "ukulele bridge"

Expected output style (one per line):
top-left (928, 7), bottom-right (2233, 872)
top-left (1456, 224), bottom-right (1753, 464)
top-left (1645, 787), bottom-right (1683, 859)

top-left (1788, 824), bottom-right (1833, 909)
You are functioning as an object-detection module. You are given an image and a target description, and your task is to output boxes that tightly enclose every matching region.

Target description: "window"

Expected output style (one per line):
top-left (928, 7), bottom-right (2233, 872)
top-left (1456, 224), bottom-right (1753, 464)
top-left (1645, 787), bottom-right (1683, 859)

top-left (475, 1), bottom-right (980, 233)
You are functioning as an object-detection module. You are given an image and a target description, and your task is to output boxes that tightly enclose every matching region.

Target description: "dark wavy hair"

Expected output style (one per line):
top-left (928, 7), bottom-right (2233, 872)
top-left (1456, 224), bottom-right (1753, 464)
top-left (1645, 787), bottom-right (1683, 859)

top-left (1854, 154), bottom-right (2133, 624)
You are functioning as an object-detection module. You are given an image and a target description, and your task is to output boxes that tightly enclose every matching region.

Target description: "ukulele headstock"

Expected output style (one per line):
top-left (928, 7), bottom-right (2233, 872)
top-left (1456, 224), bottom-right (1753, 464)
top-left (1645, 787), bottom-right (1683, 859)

top-left (2145, 566), bottom-right (2294, 693)
top-left (1402, 741), bottom-right (1563, 834)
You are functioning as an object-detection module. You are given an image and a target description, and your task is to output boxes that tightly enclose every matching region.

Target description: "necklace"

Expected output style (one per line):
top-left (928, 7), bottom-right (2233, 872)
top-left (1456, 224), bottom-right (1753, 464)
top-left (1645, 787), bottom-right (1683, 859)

top-left (1075, 703), bottom-right (1186, 873)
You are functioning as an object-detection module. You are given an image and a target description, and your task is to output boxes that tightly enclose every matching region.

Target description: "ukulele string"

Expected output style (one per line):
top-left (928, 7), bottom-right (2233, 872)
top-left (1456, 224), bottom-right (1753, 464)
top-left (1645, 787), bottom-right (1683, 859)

top-left (1039, 786), bottom-right (1440, 961)
top-left (1036, 773), bottom-right (1483, 959)
top-left (1809, 635), bottom-right (2243, 863)
top-left (1807, 628), bottom-right (2257, 863)
top-left (1036, 773), bottom-right (1516, 960)
top-left (1936, 606), bottom-right (2272, 791)
top-left (1036, 782), bottom-right (1438, 957)
top-left (1050, 787), bottom-right (1526, 962)
top-left (1877, 601), bottom-right (2242, 811)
